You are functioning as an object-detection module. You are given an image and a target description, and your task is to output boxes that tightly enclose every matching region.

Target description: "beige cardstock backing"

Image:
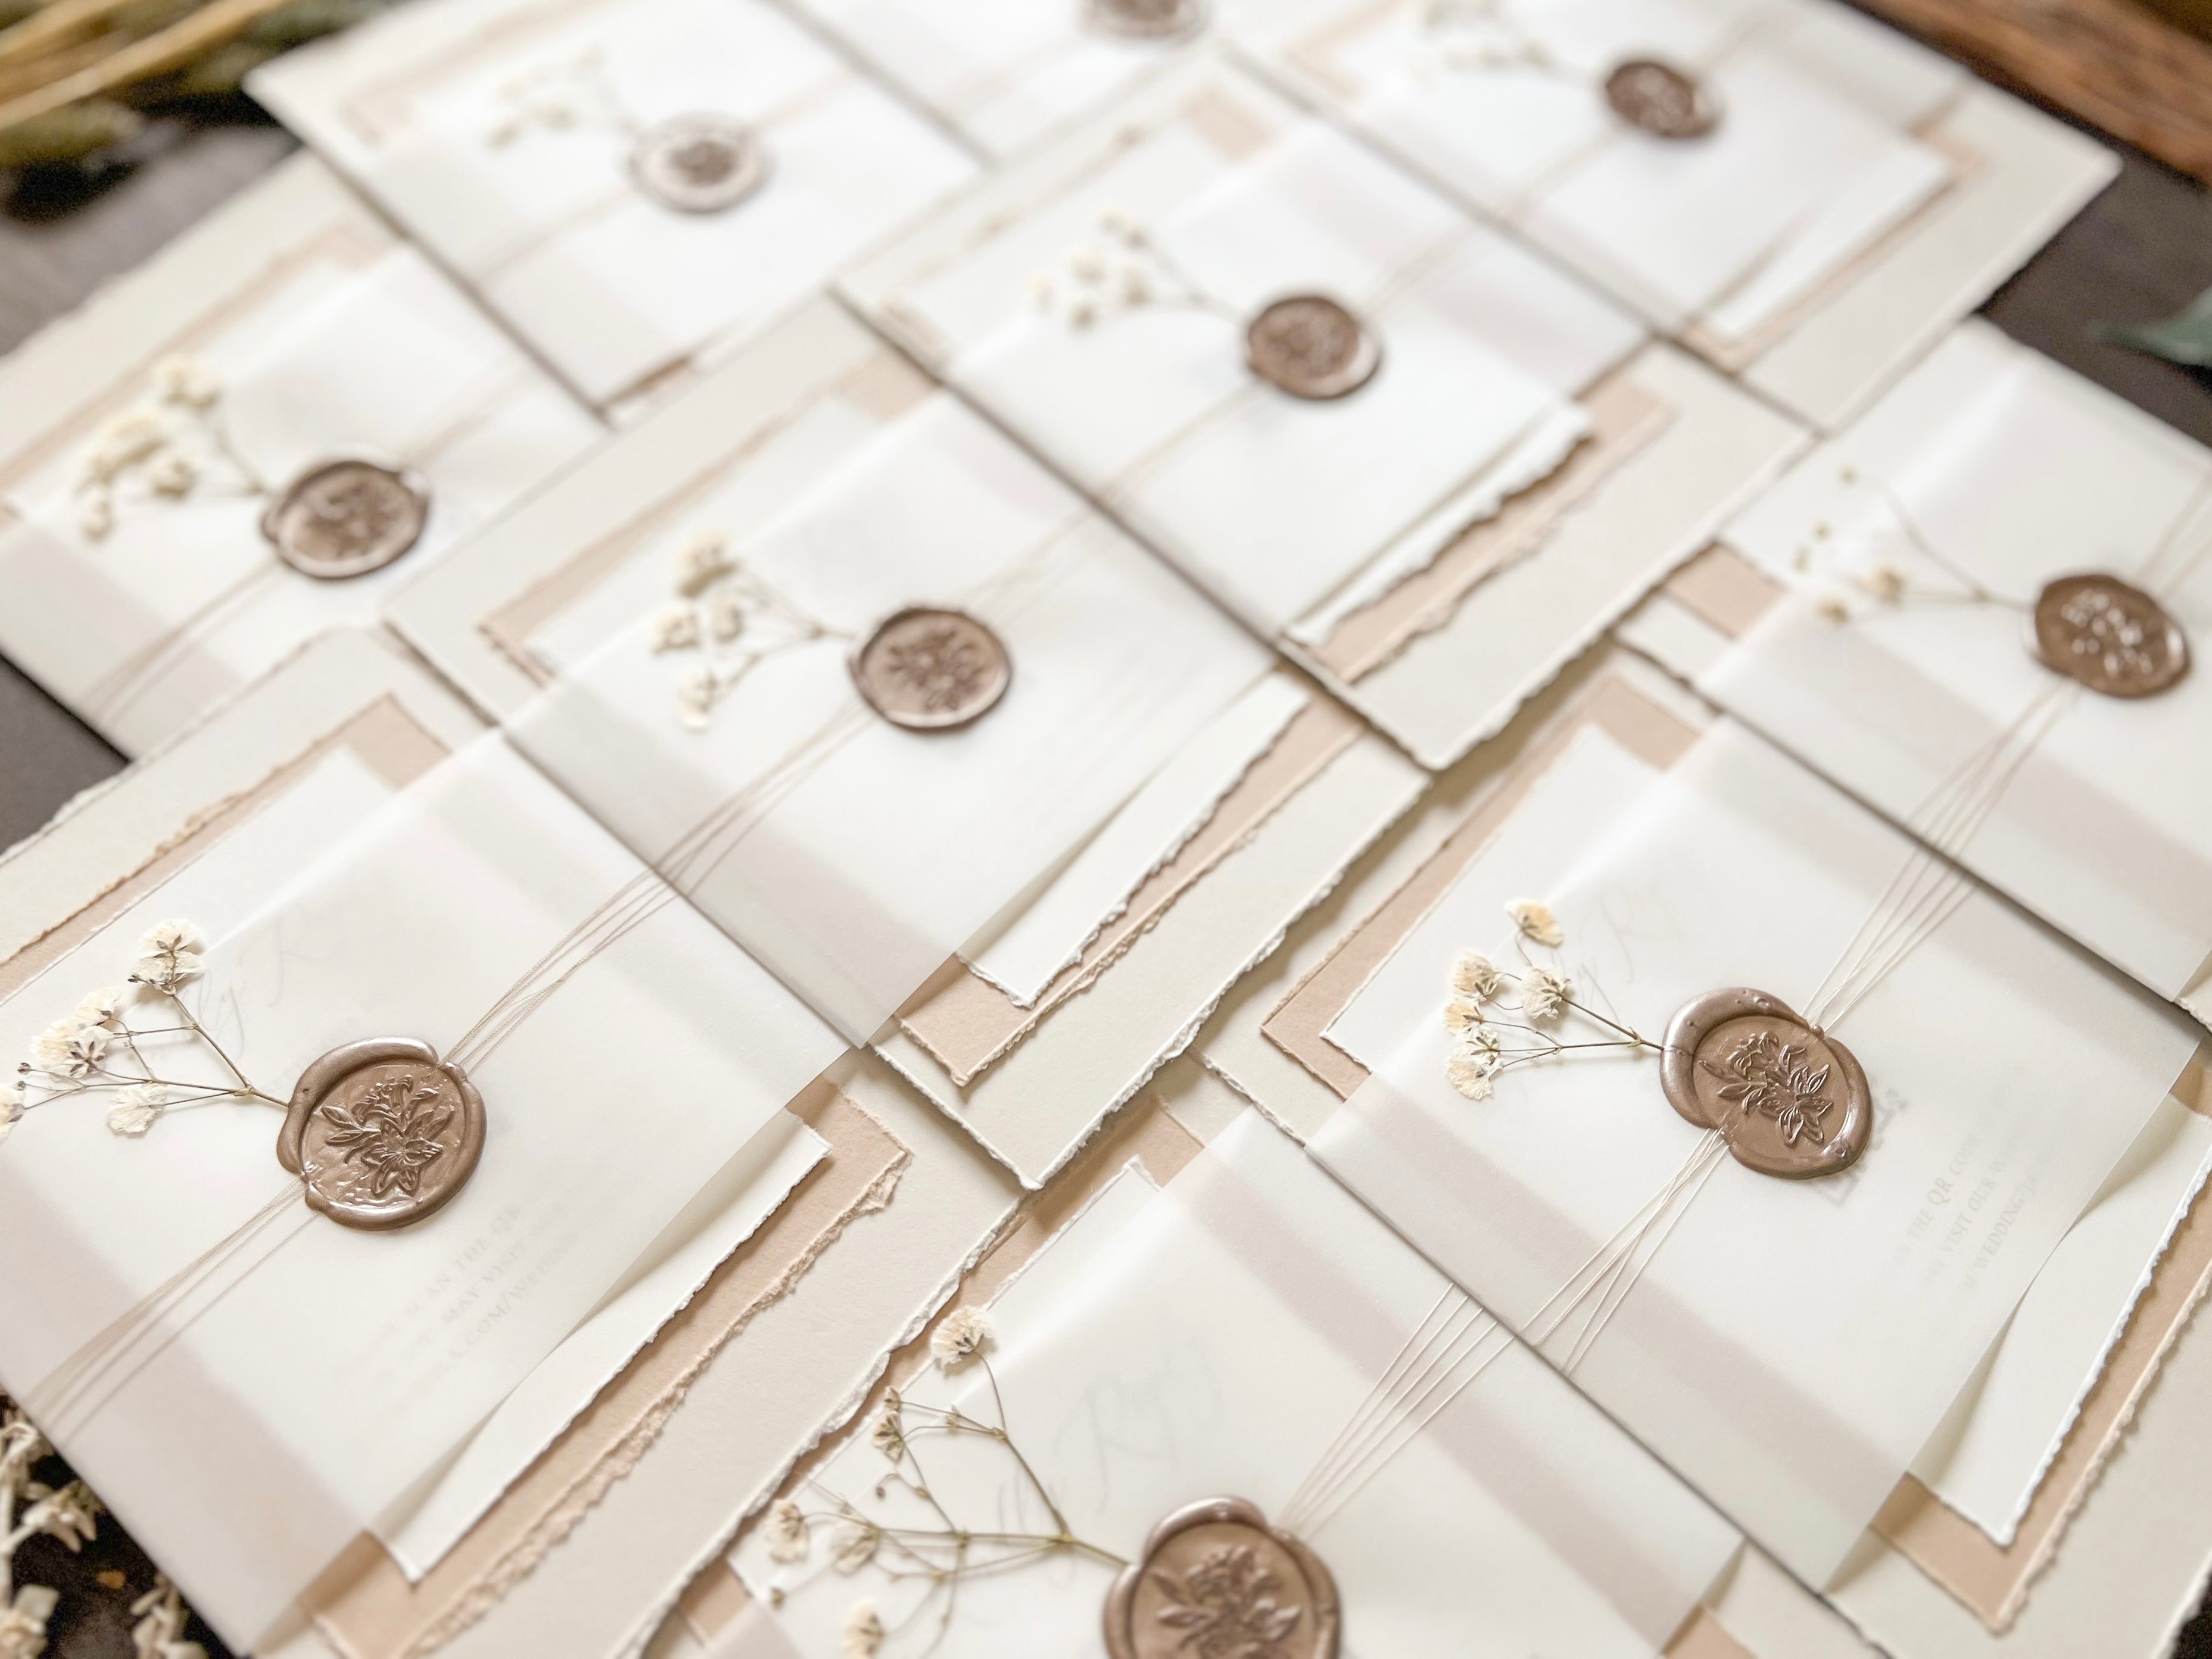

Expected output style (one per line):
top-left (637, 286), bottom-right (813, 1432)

top-left (1301, 372), bottom-right (1675, 684)
top-left (1256, 656), bottom-right (2212, 1633)
top-left (894, 687), bottom-right (1366, 1086)
top-left (673, 1089), bottom-right (1211, 1648)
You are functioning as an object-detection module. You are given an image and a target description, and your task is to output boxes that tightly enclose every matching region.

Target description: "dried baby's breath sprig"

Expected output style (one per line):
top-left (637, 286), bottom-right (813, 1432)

top-left (1419, 0), bottom-right (1565, 73)
top-left (482, 48), bottom-right (628, 148)
top-left (648, 528), bottom-right (846, 731)
top-left (768, 1344), bottom-right (1125, 1657)
top-left (1030, 207), bottom-right (1239, 333)
top-left (1441, 902), bottom-right (1649, 1102)
top-left (67, 359), bottom-right (263, 544)
top-left (1, 1396), bottom-right (103, 1659)
top-left (1797, 463), bottom-right (2019, 623)
top-left (10, 918), bottom-right (284, 1148)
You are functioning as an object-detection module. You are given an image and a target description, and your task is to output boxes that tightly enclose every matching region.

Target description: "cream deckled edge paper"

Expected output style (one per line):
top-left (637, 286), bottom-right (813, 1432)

top-left (1254, 652), bottom-right (2212, 1634)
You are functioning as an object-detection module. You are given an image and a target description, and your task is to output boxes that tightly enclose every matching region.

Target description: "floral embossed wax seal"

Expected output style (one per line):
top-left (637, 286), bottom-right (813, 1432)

top-left (278, 1039), bottom-right (485, 1230)
top-left (1104, 1497), bottom-right (1338, 1659)
top-left (1660, 988), bottom-right (1870, 1179)
top-left (1086, 0), bottom-right (1206, 38)
top-left (850, 607), bottom-right (1011, 730)
top-left (1603, 59), bottom-right (1719, 139)
top-left (1245, 297), bottom-right (1381, 401)
top-left (628, 114), bottom-right (771, 213)
top-left (2029, 572), bottom-right (2189, 697)
top-left (261, 459), bottom-right (430, 580)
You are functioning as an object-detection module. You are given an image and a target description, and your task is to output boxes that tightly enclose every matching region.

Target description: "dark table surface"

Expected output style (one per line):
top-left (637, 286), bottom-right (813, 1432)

top-left (1, 70), bottom-right (2210, 1659)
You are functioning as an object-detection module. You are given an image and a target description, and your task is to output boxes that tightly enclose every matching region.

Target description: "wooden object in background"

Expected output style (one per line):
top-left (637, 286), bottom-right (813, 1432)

top-left (1854, 0), bottom-right (2212, 183)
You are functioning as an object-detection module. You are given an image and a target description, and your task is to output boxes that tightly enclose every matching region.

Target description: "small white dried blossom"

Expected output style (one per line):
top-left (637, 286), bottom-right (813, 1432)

top-left (1859, 562), bottom-right (1906, 603)
top-left (842, 1601), bottom-right (884, 1659)
top-left (1442, 993), bottom-right (1485, 1037)
top-left (1451, 949), bottom-right (1503, 1001)
top-left (0, 1100), bottom-right (19, 1148)
top-left (1815, 593), bottom-right (1851, 623)
top-left (151, 356), bottom-right (220, 409)
top-left (868, 1395), bottom-right (905, 1461)
top-left (1445, 1045), bottom-right (1494, 1101)
top-left (1068, 244), bottom-right (1105, 282)
top-left (73, 987), bottom-right (127, 1030)
top-left (649, 605), bottom-right (701, 653)
top-left (1521, 965), bottom-right (1572, 1023)
top-left (147, 451), bottom-right (197, 498)
top-left (765, 1498), bottom-right (809, 1563)
top-left (829, 1517), bottom-right (881, 1574)
top-left (135, 920), bottom-right (205, 994)
top-left (705, 591), bottom-right (747, 644)
top-left (107, 1083), bottom-right (169, 1139)
top-left (87, 414), bottom-right (165, 481)
top-left (22, 1479), bottom-right (99, 1551)
top-left (1, 1586), bottom-right (58, 1659)
top-left (930, 1306), bottom-right (992, 1370)
top-left (1507, 899), bottom-right (1563, 948)
top-left (675, 666), bottom-right (718, 733)
top-left (674, 531), bottom-right (733, 597)
top-left (1099, 206), bottom-right (1146, 246)
top-left (76, 489), bottom-right (113, 540)
top-left (28, 1019), bottom-right (104, 1080)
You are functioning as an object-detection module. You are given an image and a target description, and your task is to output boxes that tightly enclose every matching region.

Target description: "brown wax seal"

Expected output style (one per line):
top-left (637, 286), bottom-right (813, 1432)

top-left (261, 459), bottom-right (430, 580)
top-left (1660, 988), bottom-right (1870, 1179)
top-left (1086, 0), bottom-right (1206, 38)
top-left (1104, 1498), bottom-right (1338, 1659)
top-left (1245, 296), bottom-right (1381, 401)
top-left (1603, 59), bottom-right (1720, 140)
top-left (278, 1038), bottom-right (485, 1230)
top-left (2029, 572), bottom-right (2188, 698)
top-left (849, 607), bottom-right (1011, 731)
top-left (628, 114), bottom-right (771, 214)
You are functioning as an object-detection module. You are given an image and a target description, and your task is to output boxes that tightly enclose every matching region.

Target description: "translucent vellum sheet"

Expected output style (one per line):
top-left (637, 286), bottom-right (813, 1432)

top-left (1229, 0), bottom-right (1960, 340)
top-left (266, 0), bottom-right (977, 405)
top-left (507, 395), bottom-right (1274, 1043)
top-left (1712, 323), bottom-right (2212, 1006)
top-left (0, 245), bottom-right (598, 753)
top-left (0, 736), bottom-right (844, 1647)
top-left (735, 1111), bottom-right (1743, 1656)
top-left (881, 78), bottom-right (1641, 639)
top-left (1310, 719), bottom-right (2201, 1586)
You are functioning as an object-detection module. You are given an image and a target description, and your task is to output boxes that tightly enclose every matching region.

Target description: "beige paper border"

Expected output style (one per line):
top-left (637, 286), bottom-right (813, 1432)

top-left (1256, 663), bottom-right (2212, 1633)
top-left (1303, 373), bottom-right (1675, 683)
top-left (1658, 542), bottom-right (1786, 641)
top-left (307, 1084), bottom-right (911, 1659)
top-left (895, 687), bottom-right (1365, 1086)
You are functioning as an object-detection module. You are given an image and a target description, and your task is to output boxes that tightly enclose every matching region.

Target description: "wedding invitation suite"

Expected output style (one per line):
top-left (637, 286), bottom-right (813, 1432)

top-left (390, 299), bottom-right (1397, 1187)
top-left (784, 0), bottom-right (1204, 158)
top-left (839, 55), bottom-right (1804, 768)
top-left (1224, 0), bottom-right (2117, 429)
top-left (0, 155), bottom-right (600, 756)
top-left (727, 1106), bottom-right (1770, 1658)
top-left (248, 0), bottom-right (979, 413)
top-left (1622, 320), bottom-right (2212, 1029)
top-left (1236, 650), bottom-right (2208, 1630)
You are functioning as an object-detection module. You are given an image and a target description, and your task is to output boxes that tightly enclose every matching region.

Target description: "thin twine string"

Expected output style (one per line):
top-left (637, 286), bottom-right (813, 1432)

top-left (27, 462), bottom-right (1111, 1435)
top-left (83, 356), bottom-right (544, 728)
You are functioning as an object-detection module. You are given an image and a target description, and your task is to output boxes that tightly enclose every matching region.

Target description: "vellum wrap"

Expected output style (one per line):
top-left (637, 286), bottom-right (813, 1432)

top-left (1694, 324), bottom-right (2212, 1016)
top-left (0, 245), bottom-right (598, 755)
top-left (737, 1111), bottom-right (1743, 1656)
top-left (507, 395), bottom-right (1275, 1044)
top-left (253, 0), bottom-right (977, 407)
top-left (788, 0), bottom-right (1197, 158)
top-left (0, 736), bottom-right (845, 1649)
top-left (1310, 719), bottom-right (2202, 1586)
top-left (1229, 0), bottom-right (1960, 343)
top-left (865, 67), bottom-right (1641, 641)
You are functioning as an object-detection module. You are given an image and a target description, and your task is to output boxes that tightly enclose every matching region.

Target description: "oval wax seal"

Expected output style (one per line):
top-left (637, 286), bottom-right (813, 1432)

top-left (1244, 296), bottom-right (1382, 401)
top-left (260, 459), bottom-right (431, 580)
top-left (849, 607), bottom-right (1011, 731)
top-left (278, 1038), bottom-right (485, 1230)
top-left (2028, 572), bottom-right (2189, 698)
top-left (1086, 0), bottom-right (1207, 38)
top-left (1660, 988), bottom-right (1870, 1180)
top-left (627, 114), bottom-right (772, 214)
top-left (1603, 59), bottom-right (1721, 140)
top-left (1103, 1497), bottom-right (1338, 1659)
